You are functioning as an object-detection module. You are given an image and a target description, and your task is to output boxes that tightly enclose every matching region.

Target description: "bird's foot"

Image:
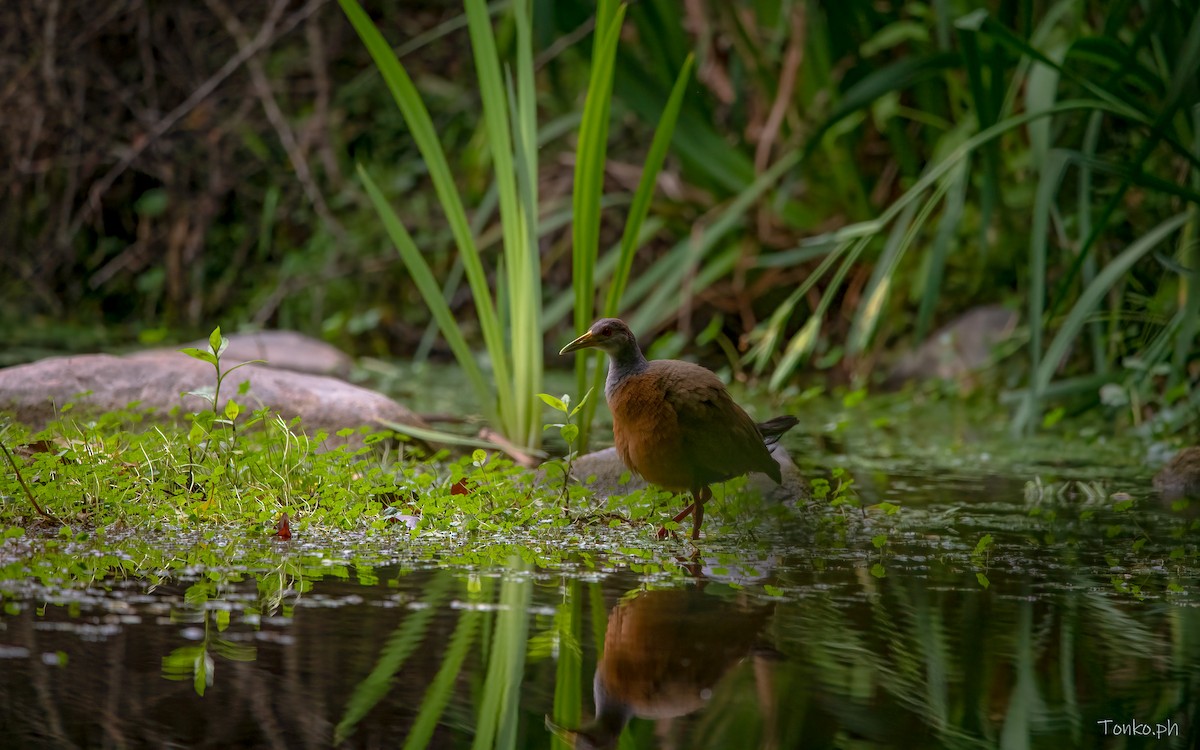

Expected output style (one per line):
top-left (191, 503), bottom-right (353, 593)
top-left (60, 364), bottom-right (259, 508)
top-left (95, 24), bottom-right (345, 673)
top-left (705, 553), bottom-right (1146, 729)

top-left (656, 502), bottom-right (697, 540)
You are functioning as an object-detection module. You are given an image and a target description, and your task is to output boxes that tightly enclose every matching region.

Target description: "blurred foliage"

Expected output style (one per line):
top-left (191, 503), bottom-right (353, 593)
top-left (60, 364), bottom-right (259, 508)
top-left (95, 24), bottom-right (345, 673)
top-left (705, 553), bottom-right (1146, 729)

top-left (2, 0), bottom-right (1199, 436)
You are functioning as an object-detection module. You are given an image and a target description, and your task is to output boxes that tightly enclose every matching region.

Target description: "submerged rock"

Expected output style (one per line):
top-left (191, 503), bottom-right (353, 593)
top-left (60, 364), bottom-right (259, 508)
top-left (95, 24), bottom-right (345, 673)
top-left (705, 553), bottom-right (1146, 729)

top-left (1153, 446), bottom-right (1200, 499)
top-left (568, 443), bottom-right (807, 503)
top-left (885, 305), bottom-right (1018, 388)
top-left (0, 350), bottom-right (427, 439)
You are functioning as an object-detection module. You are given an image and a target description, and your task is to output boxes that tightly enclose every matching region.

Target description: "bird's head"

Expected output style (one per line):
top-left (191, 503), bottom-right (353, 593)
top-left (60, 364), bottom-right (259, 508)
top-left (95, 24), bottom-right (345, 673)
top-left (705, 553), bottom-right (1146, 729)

top-left (559, 318), bottom-right (638, 357)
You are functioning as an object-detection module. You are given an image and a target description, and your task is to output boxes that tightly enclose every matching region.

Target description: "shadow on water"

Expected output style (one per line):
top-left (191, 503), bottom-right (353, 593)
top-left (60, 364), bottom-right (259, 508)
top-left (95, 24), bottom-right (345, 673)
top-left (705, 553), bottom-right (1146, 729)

top-left (1, 469), bottom-right (1198, 748)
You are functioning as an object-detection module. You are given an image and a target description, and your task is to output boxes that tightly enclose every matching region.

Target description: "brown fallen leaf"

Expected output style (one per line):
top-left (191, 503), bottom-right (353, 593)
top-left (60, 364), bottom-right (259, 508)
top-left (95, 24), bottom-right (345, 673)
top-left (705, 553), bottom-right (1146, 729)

top-left (274, 512), bottom-right (292, 540)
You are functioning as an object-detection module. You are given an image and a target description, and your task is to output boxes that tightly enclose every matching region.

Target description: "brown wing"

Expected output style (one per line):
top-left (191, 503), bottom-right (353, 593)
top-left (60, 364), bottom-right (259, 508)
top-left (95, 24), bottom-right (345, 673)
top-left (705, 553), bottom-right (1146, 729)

top-left (652, 361), bottom-right (780, 488)
top-left (609, 368), bottom-right (694, 492)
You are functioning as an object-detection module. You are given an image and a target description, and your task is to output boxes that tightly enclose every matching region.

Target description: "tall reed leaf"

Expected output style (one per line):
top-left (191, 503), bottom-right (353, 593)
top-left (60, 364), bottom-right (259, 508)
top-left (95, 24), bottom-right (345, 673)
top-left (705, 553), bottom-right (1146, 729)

top-left (576, 52), bottom-right (695, 447)
top-left (335, 572), bottom-right (454, 744)
top-left (473, 562), bottom-right (532, 750)
top-left (358, 166), bottom-right (491, 420)
top-left (403, 608), bottom-right (481, 750)
top-left (572, 3), bottom-right (627, 436)
top-left (465, 0), bottom-right (540, 447)
top-left (1013, 212), bottom-right (1191, 433)
top-left (342, 0), bottom-right (549, 448)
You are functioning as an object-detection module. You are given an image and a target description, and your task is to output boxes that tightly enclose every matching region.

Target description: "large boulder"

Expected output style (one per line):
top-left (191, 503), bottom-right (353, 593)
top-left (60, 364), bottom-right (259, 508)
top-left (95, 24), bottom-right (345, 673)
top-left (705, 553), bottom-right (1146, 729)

top-left (0, 350), bottom-right (428, 438)
top-left (885, 305), bottom-right (1018, 388)
top-left (168, 330), bottom-right (354, 378)
top-left (1154, 446), bottom-right (1200, 500)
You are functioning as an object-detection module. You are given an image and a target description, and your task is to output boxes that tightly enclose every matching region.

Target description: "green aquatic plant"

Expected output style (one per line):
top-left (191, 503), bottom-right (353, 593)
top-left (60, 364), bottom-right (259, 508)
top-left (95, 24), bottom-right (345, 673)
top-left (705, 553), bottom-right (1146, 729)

top-left (740, 2), bottom-right (1200, 434)
top-left (341, 0), bottom-right (695, 451)
top-left (539, 389), bottom-right (591, 505)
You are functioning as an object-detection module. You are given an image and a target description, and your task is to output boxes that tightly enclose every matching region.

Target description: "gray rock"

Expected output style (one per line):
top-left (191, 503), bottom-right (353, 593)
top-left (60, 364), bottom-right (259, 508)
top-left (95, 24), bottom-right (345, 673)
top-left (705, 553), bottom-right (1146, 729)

top-left (568, 444), bottom-right (807, 503)
top-left (886, 305), bottom-right (1018, 387)
top-left (1154, 446), bottom-right (1200, 499)
top-left (0, 350), bottom-right (428, 439)
top-left (170, 330), bottom-right (353, 378)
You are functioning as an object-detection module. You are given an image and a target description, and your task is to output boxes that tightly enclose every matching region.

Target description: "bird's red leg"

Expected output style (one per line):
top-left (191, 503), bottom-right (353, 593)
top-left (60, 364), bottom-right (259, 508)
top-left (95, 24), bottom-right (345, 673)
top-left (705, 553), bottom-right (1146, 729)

top-left (656, 500), bottom-right (697, 539)
top-left (671, 503), bottom-right (697, 524)
top-left (691, 486), bottom-right (711, 540)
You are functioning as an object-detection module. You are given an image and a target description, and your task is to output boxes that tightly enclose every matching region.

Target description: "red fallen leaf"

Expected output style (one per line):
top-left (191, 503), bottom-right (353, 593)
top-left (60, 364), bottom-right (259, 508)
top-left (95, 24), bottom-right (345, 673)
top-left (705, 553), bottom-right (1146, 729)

top-left (450, 479), bottom-right (472, 496)
top-left (274, 512), bottom-right (292, 540)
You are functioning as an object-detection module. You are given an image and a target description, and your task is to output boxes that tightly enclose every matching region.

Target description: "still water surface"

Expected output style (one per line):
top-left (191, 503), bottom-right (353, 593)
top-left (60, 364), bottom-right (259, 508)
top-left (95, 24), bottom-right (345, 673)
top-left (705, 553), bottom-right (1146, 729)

top-left (1, 457), bottom-right (1197, 749)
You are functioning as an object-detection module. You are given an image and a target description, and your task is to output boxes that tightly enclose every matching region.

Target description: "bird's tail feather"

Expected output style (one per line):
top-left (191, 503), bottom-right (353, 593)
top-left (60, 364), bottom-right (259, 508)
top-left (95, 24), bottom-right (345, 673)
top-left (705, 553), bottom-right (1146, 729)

top-left (756, 415), bottom-right (798, 447)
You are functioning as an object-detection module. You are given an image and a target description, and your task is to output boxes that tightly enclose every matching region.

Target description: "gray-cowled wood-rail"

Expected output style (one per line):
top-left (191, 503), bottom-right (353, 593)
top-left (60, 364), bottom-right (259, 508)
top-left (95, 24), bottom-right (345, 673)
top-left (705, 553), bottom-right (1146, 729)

top-left (560, 318), bottom-right (797, 539)
top-left (545, 587), bottom-right (777, 749)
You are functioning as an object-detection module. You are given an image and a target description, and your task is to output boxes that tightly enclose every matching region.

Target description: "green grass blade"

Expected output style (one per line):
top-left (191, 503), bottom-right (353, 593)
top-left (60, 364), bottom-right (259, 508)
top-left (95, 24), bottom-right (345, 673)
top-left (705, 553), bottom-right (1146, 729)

top-left (335, 572), bottom-right (455, 744)
top-left (626, 150), bottom-right (802, 333)
top-left (377, 419), bottom-right (547, 457)
top-left (769, 236), bottom-right (870, 391)
top-left (572, 4), bottom-right (627, 448)
top-left (747, 239), bottom-right (841, 375)
top-left (1026, 149), bottom-right (1072, 417)
top-left (1171, 106), bottom-right (1200, 389)
top-left (340, 0), bottom-right (508, 431)
top-left (472, 562), bottom-right (532, 750)
top-left (1013, 211), bottom-right (1190, 433)
top-left (848, 189), bottom-right (941, 354)
top-left (550, 579), bottom-right (583, 750)
top-left (955, 11), bottom-right (1000, 259)
top-left (465, 0), bottom-right (522, 443)
top-left (915, 161), bottom-right (968, 340)
top-left (575, 51), bottom-right (694, 448)
top-left (603, 52), bottom-right (695, 315)
top-left (358, 165), bottom-right (493, 424)
top-left (402, 608), bottom-right (481, 750)
top-left (513, 0), bottom-right (542, 447)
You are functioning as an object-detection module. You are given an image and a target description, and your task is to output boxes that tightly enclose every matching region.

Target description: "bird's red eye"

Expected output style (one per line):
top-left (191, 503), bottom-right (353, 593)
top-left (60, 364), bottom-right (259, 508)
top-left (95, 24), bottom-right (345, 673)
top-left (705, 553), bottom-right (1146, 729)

top-left (600, 325), bottom-right (612, 336)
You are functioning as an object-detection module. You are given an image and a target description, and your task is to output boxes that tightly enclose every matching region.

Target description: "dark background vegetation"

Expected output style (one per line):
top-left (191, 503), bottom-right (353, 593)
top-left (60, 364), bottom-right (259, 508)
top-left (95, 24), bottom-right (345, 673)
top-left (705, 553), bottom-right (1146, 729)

top-left (3, 0), bottom-right (1198, 434)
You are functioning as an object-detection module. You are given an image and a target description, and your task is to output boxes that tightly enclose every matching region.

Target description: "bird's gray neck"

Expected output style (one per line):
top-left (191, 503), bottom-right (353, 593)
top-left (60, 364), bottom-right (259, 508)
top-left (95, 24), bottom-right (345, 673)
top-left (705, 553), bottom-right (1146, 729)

top-left (604, 346), bottom-right (648, 403)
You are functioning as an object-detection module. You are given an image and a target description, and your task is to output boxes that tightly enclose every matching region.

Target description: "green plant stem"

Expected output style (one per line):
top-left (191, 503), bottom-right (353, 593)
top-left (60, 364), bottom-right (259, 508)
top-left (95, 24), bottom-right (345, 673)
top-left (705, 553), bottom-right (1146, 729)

top-left (1, 442), bottom-right (62, 525)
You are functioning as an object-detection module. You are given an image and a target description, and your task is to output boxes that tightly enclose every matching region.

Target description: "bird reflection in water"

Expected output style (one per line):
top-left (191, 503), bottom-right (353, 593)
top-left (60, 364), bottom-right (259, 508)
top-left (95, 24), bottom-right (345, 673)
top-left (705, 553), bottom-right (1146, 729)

top-left (548, 585), bottom-right (779, 749)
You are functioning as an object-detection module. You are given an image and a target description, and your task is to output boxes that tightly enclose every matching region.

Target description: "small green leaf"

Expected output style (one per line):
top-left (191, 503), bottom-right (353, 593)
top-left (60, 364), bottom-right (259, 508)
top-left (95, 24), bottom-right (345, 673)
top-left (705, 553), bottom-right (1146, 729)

top-left (223, 400), bottom-right (240, 421)
top-left (842, 389), bottom-right (867, 408)
top-left (973, 534), bottom-right (994, 555)
top-left (569, 388), bottom-right (593, 417)
top-left (215, 610), bottom-right (230, 631)
top-left (3, 527), bottom-right (24, 539)
top-left (187, 421), bottom-right (207, 446)
top-left (472, 449), bottom-right (488, 465)
top-left (180, 347), bottom-right (217, 366)
top-left (976, 572), bottom-right (990, 589)
top-left (1113, 499), bottom-right (1134, 512)
top-left (763, 584), bottom-right (783, 597)
top-left (134, 188), bottom-right (169, 217)
top-left (208, 327), bottom-right (223, 353)
top-left (560, 423), bottom-right (579, 445)
top-left (872, 533), bottom-right (888, 549)
top-left (1041, 407), bottom-right (1065, 429)
top-left (538, 393), bottom-right (567, 413)
top-left (870, 563), bottom-right (887, 578)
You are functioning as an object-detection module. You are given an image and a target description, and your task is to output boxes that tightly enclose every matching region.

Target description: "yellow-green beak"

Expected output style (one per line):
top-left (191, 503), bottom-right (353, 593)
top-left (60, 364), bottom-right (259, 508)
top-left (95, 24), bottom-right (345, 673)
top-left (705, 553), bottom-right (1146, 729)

top-left (559, 331), bottom-right (597, 355)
